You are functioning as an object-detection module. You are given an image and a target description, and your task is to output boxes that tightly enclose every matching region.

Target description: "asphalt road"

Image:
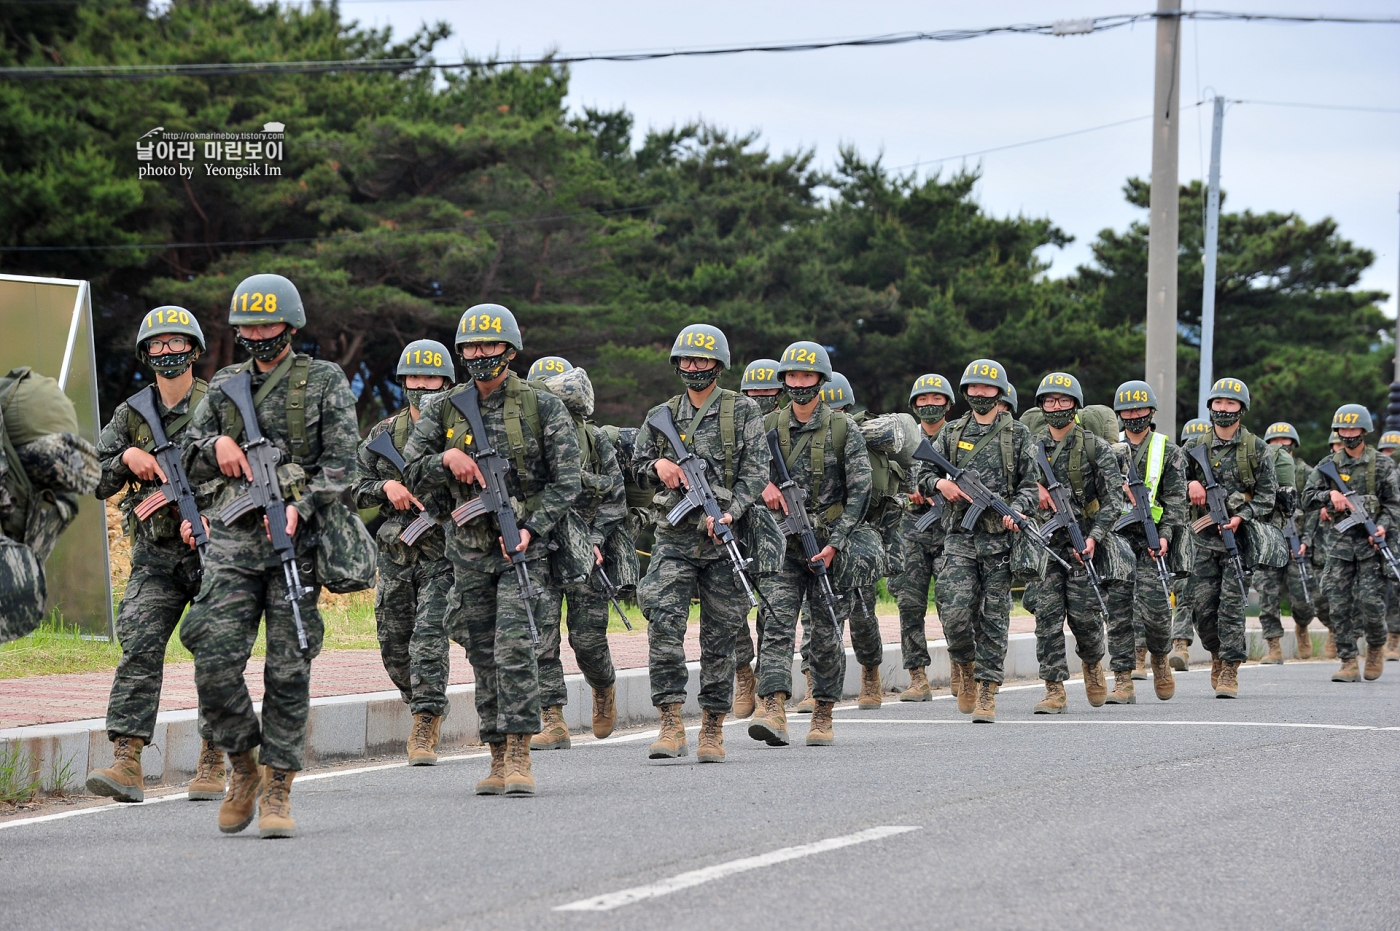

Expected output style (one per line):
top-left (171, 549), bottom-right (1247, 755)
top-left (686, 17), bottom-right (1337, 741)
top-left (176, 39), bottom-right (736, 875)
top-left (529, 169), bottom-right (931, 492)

top-left (3, 661), bottom-right (1398, 931)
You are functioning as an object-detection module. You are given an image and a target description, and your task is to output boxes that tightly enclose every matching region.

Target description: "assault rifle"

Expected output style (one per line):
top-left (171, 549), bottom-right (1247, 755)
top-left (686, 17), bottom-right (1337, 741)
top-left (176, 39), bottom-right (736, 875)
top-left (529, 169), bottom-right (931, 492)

top-left (1278, 487), bottom-right (1312, 602)
top-left (1032, 441), bottom-right (1111, 617)
top-left (126, 385), bottom-right (208, 569)
top-left (447, 384), bottom-right (540, 643)
top-left (911, 438), bottom-right (1070, 571)
top-left (1315, 459), bottom-right (1400, 584)
top-left (645, 404), bottom-right (761, 610)
top-left (363, 431), bottom-right (438, 546)
top-left (593, 565), bottom-right (634, 631)
top-left (1112, 451), bottom-right (1173, 604)
top-left (1187, 444), bottom-right (1250, 603)
top-left (216, 371), bottom-right (314, 652)
top-left (766, 428), bottom-right (842, 635)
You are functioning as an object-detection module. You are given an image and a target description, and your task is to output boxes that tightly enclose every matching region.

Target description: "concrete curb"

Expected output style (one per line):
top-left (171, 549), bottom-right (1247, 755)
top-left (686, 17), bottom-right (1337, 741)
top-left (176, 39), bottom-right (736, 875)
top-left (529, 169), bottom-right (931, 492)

top-left (0, 627), bottom-right (1314, 792)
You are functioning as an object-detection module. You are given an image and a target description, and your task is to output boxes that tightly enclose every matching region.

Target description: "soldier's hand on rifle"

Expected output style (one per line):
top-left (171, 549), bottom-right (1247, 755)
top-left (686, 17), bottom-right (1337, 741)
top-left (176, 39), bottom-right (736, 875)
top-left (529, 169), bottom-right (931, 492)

top-left (1123, 483), bottom-right (1137, 506)
top-left (1328, 489), bottom-right (1352, 513)
top-left (1002, 513), bottom-right (1024, 532)
top-left (1298, 542), bottom-right (1307, 557)
top-left (121, 446), bottom-right (167, 483)
top-left (382, 479), bottom-right (422, 511)
top-left (1224, 515), bottom-right (1242, 533)
top-left (499, 527), bottom-right (532, 558)
top-left (1037, 483), bottom-right (1052, 510)
top-left (935, 478), bottom-right (970, 504)
top-left (180, 516), bottom-right (210, 549)
top-left (265, 506), bottom-right (299, 540)
top-left (442, 448), bottom-right (484, 486)
top-left (908, 489), bottom-right (926, 505)
top-left (594, 544), bottom-right (604, 566)
top-left (654, 458), bottom-right (685, 489)
top-left (762, 482), bottom-right (787, 513)
top-left (214, 436), bottom-right (253, 481)
top-left (1149, 537), bottom-right (1169, 559)
top-left (1188, 480), bottom-right (1206, 506)
top-left (704, 512), bottom-right (733, 540)
top-left (1371, 525), bottom-right (1387, 546)
top-left (1075, 537), bottom-right (1097, 564)
top-left (811, 545), bottom-right (836, 570)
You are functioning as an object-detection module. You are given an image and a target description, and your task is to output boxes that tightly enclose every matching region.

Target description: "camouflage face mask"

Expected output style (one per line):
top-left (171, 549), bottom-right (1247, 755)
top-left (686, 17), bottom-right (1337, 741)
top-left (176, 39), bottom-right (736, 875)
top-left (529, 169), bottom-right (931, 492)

top-left (1043, 408), bottom-right (1077, 429)
top-left (1210, 409), bottom-right (1241, 428)
top-left (145, 350), bottom-right (196, 379)
top-left (785, 384), bottom-right (821, 405)
top-left (748, 394), bottom-right (780, 415)
top-left (1342, 433), bottom-right (1365, 450)
top-left (967, 396), bottom-right (999, 416)
top-left (676, 366), bottom-right (720, 391)
top-left (1121, 413), bottom-right (1153, 434)
top-left (236, 330), bottom-right (290, 363)
top-left (915, 403), bottom-right (949, 425)
top-left (464, 352), bottom-right (511, 382)
top-left (404, 388), bottom-right (430, 410)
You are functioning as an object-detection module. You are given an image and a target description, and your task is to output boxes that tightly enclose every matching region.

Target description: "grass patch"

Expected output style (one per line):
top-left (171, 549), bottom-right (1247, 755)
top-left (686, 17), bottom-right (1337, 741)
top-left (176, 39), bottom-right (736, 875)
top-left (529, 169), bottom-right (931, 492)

top-left (0, 743), bottom-right (42, 805)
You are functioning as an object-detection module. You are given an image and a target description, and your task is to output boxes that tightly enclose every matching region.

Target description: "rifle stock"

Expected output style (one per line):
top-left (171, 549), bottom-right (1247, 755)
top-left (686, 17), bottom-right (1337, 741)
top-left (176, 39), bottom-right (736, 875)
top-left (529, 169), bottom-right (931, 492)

top-left (126, 385), bottom-right (209, 566)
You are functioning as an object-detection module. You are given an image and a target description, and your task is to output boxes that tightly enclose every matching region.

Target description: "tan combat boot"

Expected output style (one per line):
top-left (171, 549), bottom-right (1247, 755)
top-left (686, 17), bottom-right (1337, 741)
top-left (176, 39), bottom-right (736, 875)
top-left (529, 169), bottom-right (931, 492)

top-left (956, 663), bottom-right (977, 714)
top-left (899, 667), bottom-right (931, 702)
top-left (1215, 661), bottom-right (1239, 698)
top-left (857, 665), bottom-right (883, 709)
top-left (1150, 652), bottom-right (1176, 700)
top-left (475, 741), bottom-right (507, 795)
top-left (86, 736), bottom-right (145, 803)
top-left (697, 710), bottom-right (726, 763)
top-left (407, 713), bottom-right (443, 765)
top-left (1106, 669), bottom-right (1136, 704)
top-left (1261, 638), bottom-right (1283, 665)
top-left (1296, 623), bottom-right (1314, 660)
top-left (1210, 653), bottom-right (1223, 690)
top-left (218, 750), bottom-right (261, 834)
top-left (188, 740), bottom-right (227, 800)
top-left (1033, 680), bottom-right (1067, 714)
top-left (592, 685), bottom-right (617, 739)
top-left (971, 681), bottom-right (996, 723)
top-left (1332, 657), bottom-right (1361, 682)
top-left (1132, 647), bottom-right (1149, 680)
top-left (748, 693), bottom-right (790, 746)
top-left (949, 661), bottom-right (963, 702)
top-left (1385, 631), bottom-right (1400, 662)
top-left (1364, 643), bottom-right (1385, 681)
top-left (1324, 629), bottom-right (1337, 659)
top-left (1082, 662), bottom-right (1108, 707)
top-left (503, 733), bottom-right (535, 795)
top-left (531, 705), bottom-right (571, 751)
top-left (807, 701), bottom-right (835, 745)
top-left (1169, 639), bottom-right (1191, 671)
top-left (257, 767), bottom-right (296, 839)
top-left (648, 702), bottom-right (688, 759)
top-left (733, 665), bottom-right (757, 719)
top-left (796, 671), bottom-right (817, 713)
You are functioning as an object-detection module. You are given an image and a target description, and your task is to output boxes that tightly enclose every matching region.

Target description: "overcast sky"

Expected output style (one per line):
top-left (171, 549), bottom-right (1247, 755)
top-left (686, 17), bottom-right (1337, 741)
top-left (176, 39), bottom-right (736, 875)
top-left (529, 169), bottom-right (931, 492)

top-left (337, 0), bottom-right (1400, 316)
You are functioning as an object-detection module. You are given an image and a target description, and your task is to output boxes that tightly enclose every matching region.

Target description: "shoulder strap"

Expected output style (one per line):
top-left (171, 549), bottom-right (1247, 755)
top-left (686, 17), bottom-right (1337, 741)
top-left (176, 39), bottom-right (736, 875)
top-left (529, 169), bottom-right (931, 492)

top-left (391, 409), bottom-right (413, 453)
top-left (285, 356), bottom-right (311, 464)
top-left (502, 374), bottom-right (538, 483)
top-left (1235, 427), bottom-right (1257, 491)
top-left (167, 379), bottom-right (208, 439)
top-left (719, 390), bottom-right (736, 489)
top-left (220, 356), bottom-right (291, 446)
top-left (1367, 449), bottom-right (1378, 497)
top-left (575, 415), bottom-right (598, 473)
top-left (0, 371), bottom-right (32, 499)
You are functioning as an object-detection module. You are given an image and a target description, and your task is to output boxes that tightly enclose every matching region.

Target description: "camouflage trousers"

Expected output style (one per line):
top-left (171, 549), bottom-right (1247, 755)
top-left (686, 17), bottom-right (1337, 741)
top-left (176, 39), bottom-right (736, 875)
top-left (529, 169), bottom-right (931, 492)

top-left (180, 560), bottom-right (324, 772)
top-left (935, 534), bottom-right (1013, 684)
top-left (373, 553), bottom-right (453, 715)
top-left (1031, 556), bottom-right (1110, 681)
top-left (798, 582), bottom-right (882, 672)
top-left (638, 542), bottom-right (746, 713)
top-left (446, 552), bottom-right (547, 744)
top-left (106, 541), bottom-right (212, 743)
top-left (1255, 559), bottom-right (1318, 640)
top-left (734, 609), bottom-right (764, 670)
top-left (1170, 577), bottom-right (1195, 642)
top-left (1387, 581), bottom-right (1400, 634)
top-left (1105, 541), bottom-right (1172, 660)
top-left (1322, 554), bottom-right (1388, 661)
top-left (894, 540), bottom-right (941, 670)
top-left (756, 552), bottom-right (847, 702)
top-left (538, 585), bottom-right (617, 708)
top-left (1183, 545), bottom-right (1250, 665)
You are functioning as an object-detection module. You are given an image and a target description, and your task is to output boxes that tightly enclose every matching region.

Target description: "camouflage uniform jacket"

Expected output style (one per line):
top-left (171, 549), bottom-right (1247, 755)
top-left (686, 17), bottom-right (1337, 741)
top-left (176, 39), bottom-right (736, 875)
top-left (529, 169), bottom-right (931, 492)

top-left (633, 388), bottom-right (770, 555)
top-left (925, 412), bottom-right (1041, 548)
top-left (354, 411), bottom-right (449, 565)
top-left (183, 354), bottom-right (360, 558)
top-left (580, 424), bottom-right (628, 549)
top-left (1182, 428), bottom-right (1278, 553)
top-left (1109, 433), bottom-right (1188, 545)
top-left (907, 424), bottom-right (950, 552)
top-left (765, 402), bottom-right (871, 552)
top-left (1302, 446), bottom-right (1400, 563)
top-left (1016, 424), bottom-right (1124, 548)
top-left (402, 372), bottom-right (582, 563)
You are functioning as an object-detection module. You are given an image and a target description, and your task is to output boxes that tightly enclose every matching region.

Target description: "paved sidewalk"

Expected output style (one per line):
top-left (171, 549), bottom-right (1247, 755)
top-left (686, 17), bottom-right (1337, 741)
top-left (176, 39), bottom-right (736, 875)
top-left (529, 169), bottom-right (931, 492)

top-left (3, 611), bottom-right (1041, 729)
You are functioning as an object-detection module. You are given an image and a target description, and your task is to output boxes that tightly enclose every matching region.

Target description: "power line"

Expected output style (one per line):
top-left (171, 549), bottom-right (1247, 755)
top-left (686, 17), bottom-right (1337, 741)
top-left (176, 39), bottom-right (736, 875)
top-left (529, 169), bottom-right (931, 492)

top-left (2, 10), bottom-right (1398, 80)
top-left (1231, 99), bottom-right (1400, 115)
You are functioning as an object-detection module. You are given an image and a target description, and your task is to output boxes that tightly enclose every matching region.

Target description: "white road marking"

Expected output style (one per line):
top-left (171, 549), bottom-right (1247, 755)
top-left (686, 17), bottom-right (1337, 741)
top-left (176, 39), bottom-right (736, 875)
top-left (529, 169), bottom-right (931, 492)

top-left (830, 718), bottom-right (1400, 732)
top-left (553, 825), bottom-right (921, 912)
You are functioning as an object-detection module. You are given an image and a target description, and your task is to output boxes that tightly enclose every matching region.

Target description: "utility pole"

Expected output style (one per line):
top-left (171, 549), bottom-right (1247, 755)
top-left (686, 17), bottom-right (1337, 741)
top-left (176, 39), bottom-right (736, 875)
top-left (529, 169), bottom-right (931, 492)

top-left (1389, 192), bottom-right (1400, 432)
top-left (1144, 0), bottom-right (1182, 437)
top-left (1197, 96), bottom-right (1224, 419)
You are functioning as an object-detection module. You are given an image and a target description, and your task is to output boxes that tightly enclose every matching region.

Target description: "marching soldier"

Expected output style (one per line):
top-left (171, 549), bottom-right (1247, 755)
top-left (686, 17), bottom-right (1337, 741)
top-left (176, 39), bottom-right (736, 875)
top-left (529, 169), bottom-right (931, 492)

top-left (1378, 431), bottom-right (1400, 660)
top-left (895, 373), bottom-right (956, 701)
top-left (87, 308), bottom-right (223, 803)
top-left (1261, 422), bottom-right (1321, 661)
top-left (1169, 417), bottom-right (1213, 669)
top-left (634, 324), bottom-right (771, 763)
top-left (1181, 377), bottom-right (1277, 699)
top-left (733, 356), bottom-right (783, 714)
top-left (1017, 373), bottom-right (1125, 712)
top-left (354, 340), bottom-right (455, 764)
top-left (1302, 405), bottom-right (1400, 683)
top-left (180, 275), bottom-right (361, 837)
top-left (740, 358), bottom-right (784, 416)
top-left (403, 305), bottom-right (582, 795)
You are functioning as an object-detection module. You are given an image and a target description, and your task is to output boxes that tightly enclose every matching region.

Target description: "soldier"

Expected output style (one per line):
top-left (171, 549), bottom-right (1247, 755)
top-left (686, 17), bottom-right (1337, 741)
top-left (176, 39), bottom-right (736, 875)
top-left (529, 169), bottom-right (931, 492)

top-left (86, 309), bottom-right (225, 803)
top-left (1102, 380), bottom-right (1185, 703)
top-left (1312, 431), bottom-right (1344, 659)
top-left (740, 358), bottom-right (784, 416)
top-left (354, 340), bottom-right (455, 765)
top-left (1260, 422), bottom-right (1321, 661)
top-left (895, 373), bottom-right (956, 701)
top-left (180, 274), bottom-right (361, 838)
top-left (1378, 431), bottom-right (1400, 660)
top-left (1181, 377), bottom-right (1277, 699)
top-left (923, 360), bottom-right (1041, 722)
top-left (1302, 404), bottom-right (1400, 683)
top-left (1017, 373), bottom-right (1125, 712)
top-left (525, 356), bottom-right (629, 750)
top-left (1169, 417), bottom-right (1212, 669)
top-left (633, 324), bottom-right (770, 763)
top-left (402, 305), bottom-right (582, 795)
